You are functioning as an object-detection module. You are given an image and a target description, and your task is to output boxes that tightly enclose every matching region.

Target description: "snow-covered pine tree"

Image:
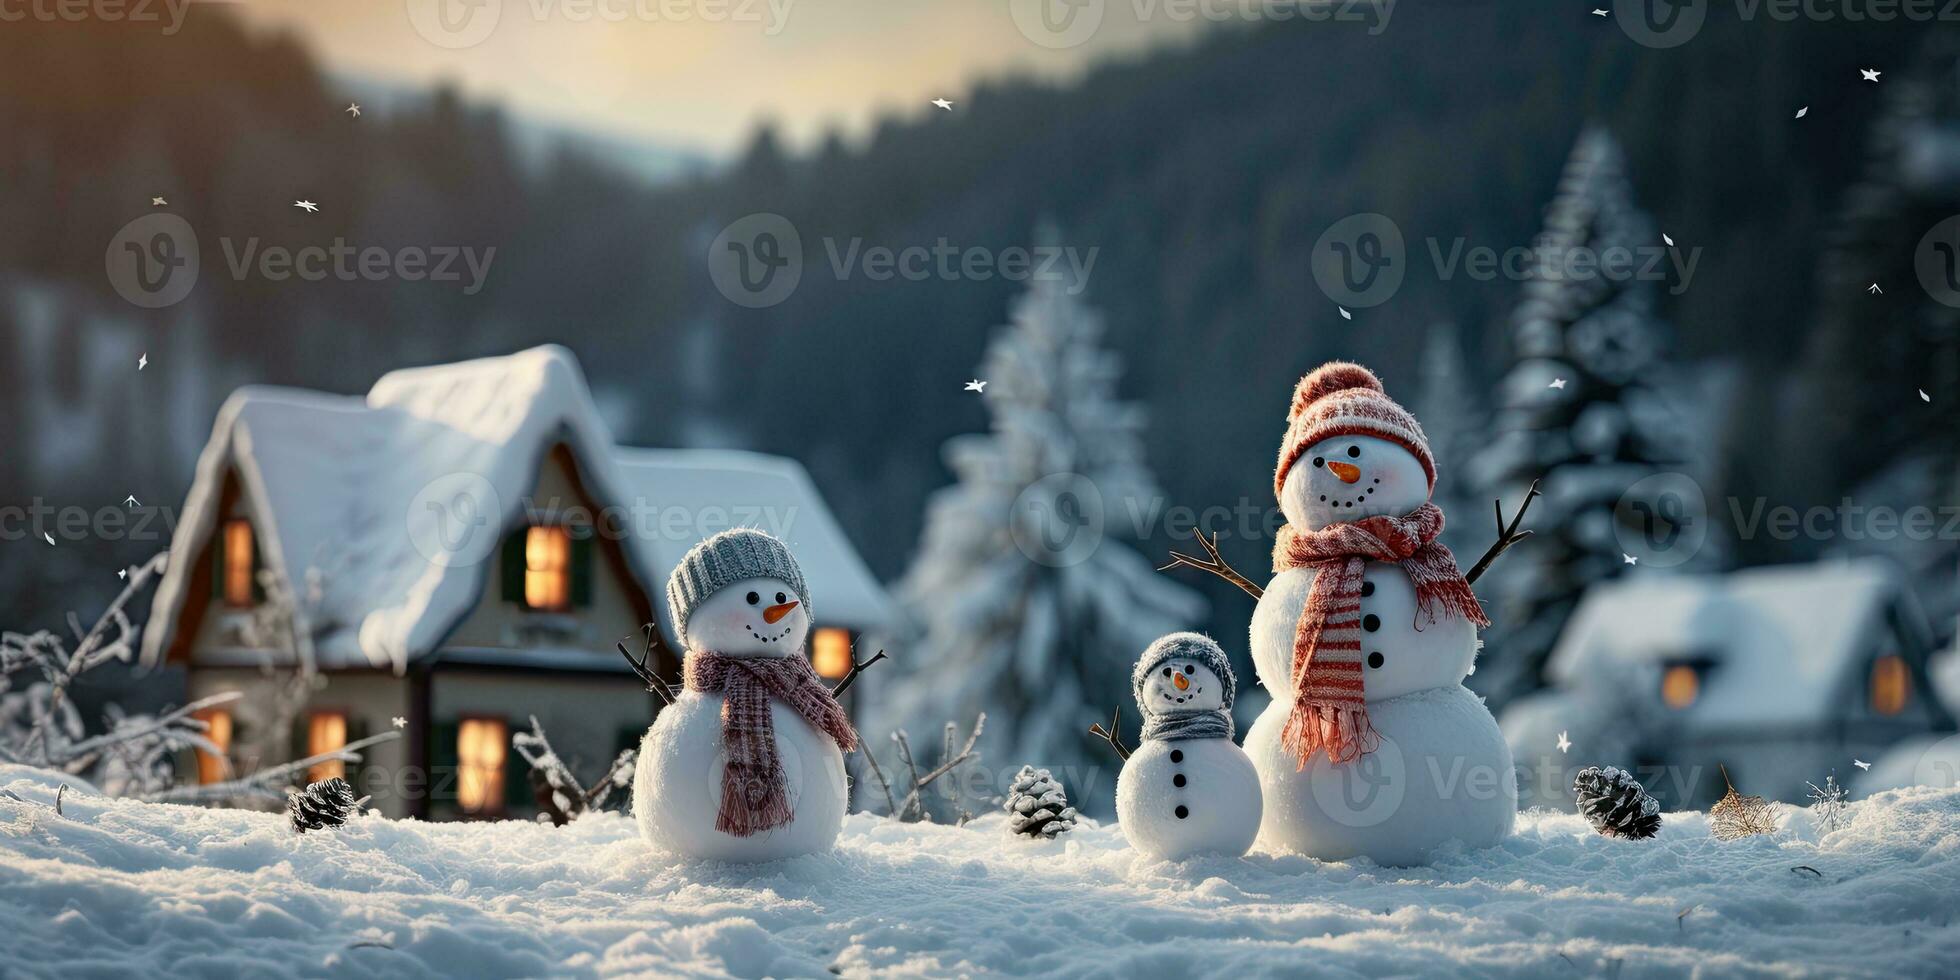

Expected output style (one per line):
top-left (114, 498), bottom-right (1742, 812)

top-left (1003, 765), bottom-right (1078, 839)
top-left (1471, 126), bottom-right (1682, 707)
top-left (1416, 322), bottom-right (1486, 561)
top-left (873, 260), bottom-right (1205, 791)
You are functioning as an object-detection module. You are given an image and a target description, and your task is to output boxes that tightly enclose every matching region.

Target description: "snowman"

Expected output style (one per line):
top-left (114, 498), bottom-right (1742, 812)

top-left (1114, 633), bottom-right (1262, 861)
top-left (630, 529), bottom-right (859, 862)
top-left (1175, 362), bottom-right (1519, 866)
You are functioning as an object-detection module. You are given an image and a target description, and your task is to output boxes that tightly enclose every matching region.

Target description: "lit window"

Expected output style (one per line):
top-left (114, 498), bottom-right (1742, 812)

top-left (1871, 655), bottom-right (1910, 716)
top-left (813, 628), bottom-right (853, 680)
top-left (524, 526), bottom-right (572, 611)
top-left (306, 711), bottom-right (347, 783)
top-left (193, 707), bottom-right (233, 785)
top-left (457, 718), bottom-right (508, 815)
top-left (223, 519), bottom-right (255, 607)
top-left (1661, 665), bottom-right (1699, 709)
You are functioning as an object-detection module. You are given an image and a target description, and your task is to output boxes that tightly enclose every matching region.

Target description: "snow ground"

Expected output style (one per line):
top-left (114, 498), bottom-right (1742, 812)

top-left (3, 764), bottom-right (1958, 979)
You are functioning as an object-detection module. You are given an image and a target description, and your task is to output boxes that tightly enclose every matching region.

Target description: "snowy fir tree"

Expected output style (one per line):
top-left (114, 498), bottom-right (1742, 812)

top-left (1470, 127), bottom-right (1684, 707)
top-left (1416, 321), bottom-right (1487, 562)
top-left (872, 267), bottom-right (1205, 797)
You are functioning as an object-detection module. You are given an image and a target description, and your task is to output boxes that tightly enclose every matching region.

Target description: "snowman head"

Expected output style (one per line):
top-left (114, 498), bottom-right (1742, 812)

top-left (666, 528), bottom-right (812, 658)
top-left (1274, 362), bottom-right (1435, 529)
top-left (1131, 632), bottom-right (1237, 717)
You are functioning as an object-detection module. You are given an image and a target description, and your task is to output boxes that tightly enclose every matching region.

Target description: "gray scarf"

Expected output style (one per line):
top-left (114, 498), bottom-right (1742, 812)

top-left (1140, 707), bottom-right (1234, 743)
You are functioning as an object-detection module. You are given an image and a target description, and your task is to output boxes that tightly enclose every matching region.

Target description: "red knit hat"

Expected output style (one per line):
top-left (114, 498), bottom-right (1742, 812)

top-left (1274, 362), bottom-right (1435, 499)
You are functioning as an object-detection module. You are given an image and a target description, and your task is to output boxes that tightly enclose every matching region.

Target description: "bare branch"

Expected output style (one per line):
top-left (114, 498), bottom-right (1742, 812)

top-left (830, 649), bottom-right (887, 698)
top-left (1088, 706), bottom-right (1131, 762)
top-left (617, 624), bottom-right (676, 705)
top-left (143, 730), bottom-right (401, 805)
top-left (1464, 479), bottom-right (1541, 586)
top-left (1159, 529), bottom-right (1264, 600)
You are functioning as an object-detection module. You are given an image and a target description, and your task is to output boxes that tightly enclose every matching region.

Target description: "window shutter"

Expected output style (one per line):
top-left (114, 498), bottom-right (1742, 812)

top-left (250, 529), bottom-right (267, 604)
top-left (570, 528), bottom-right (595, 608)
top-left (429, 720), bottom-right (458, 817)
top-left (505, 723), bottom-right (533, 814)
top-left (343, 715), bottom-right (369, 790)
top-left (500, 530), bottom-right (526, 606)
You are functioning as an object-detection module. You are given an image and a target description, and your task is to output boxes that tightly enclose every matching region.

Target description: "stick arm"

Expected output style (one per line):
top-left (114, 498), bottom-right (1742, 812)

top-left (1463, 479), bottom-right (1541, 586)
top-left (832, 649), bottom-right (888, 698)
top-left (1088, 707), bottom-right (1131, 762)
top-left (1159, 529), bottom-right (1265, 601)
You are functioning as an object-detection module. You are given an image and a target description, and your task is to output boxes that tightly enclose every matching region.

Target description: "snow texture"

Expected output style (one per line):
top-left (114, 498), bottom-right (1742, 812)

top-left (5, 763), bottom-right (1959, 978)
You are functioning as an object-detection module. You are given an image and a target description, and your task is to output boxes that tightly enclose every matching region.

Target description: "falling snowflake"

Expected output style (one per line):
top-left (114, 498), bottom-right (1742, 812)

top-left (1795, 106), bottom-right (1809, 118)
top-left (43, 532), bottom-right (55, 547)
top-left (391, 717), bottom-right (407, 729)
top-left (1338, 307), bottom-right (1352, 321)
top-left (1854, 759), bottom-right (1872, 771)
top-left (1556, 730), bottom-right (1572, 753)
top-left (1919, 389), bottom-right (1931, 403)
top-left (1662, 233), bottom-right (1674, 246)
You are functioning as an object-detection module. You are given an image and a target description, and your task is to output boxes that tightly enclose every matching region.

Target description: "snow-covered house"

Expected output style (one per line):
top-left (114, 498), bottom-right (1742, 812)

top-left (141, 346), bottom-right (893, 820)
top-left (1500, 560), bottom-right (1954, 806)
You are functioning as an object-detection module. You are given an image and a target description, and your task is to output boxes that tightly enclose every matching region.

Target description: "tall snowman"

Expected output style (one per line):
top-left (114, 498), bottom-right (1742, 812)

top-left (1114, 633), bottom-right (1262, 861)
top-left (1241, 362), bottom-right (1517, 866)
top-left (632, 529), bottom-right (857, 862)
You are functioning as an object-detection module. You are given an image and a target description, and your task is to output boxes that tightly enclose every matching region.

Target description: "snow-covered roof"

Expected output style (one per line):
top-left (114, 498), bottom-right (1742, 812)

top-left (1546, 560), bottom-right (1912, 728)
top-left (142, 346), bottom-right (891, 673)
top-left (614, 448), bottom-right (895, 643)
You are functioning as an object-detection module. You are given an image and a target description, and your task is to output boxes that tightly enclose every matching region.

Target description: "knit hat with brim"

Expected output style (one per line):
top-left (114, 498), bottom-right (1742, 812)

top-left (666, 528), bottom-right (809, 647)
top-left (1274, 361), bottom-right (1434, 498)
top-left (1131, 632), bottom-right (1238, 713)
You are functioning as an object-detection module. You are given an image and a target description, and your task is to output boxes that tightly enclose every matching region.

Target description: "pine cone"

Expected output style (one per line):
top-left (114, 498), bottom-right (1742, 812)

top-left (288, 777), bottom-right (361, 833)
top-left (1004, 765), bottom-right (1077, 839)
top-left (1572, 766), bottom-right (1661, 840)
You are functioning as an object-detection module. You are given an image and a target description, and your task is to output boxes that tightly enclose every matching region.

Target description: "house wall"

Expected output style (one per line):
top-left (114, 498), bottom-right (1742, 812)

top-left (185, 667), bottom-right (414, 817)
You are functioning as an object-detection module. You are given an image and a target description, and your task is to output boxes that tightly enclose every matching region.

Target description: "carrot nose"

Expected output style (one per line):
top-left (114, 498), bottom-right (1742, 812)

top-left (1172, 671), bottom-right (1190, 691)
top-left (1328, 460), bottom-right (1361, 483)
top-left (762, 600), bottom-right (799, 624)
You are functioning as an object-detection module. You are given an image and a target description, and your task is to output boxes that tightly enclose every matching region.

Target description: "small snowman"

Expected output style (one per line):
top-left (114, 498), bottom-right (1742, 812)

top-left (1114, 633), bottom-right (1262, 861)
top-left (631, 529), bottom-right (858, 862)
top-left (1166, 363), bottom-right (1519, 866)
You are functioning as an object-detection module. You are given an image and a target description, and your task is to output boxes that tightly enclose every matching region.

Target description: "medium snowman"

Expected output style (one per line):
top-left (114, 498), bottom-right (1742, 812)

top-left (1233, 362), bottom-right (1517, 867)
top-left (632, 529), bottom-right (858, 862)
top-left (1114, 633), bottom-right (1263, 861)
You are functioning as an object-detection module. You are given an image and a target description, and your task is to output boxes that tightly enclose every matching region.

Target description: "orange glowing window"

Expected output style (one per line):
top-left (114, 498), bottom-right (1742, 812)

top-left (524, 526), bottom-right (572, 611)
top-left (1661, 665), bottom-right (1700, 710)
top-left (222, 519), bottom-right (255, 607)
top-left (306, 711), bottom-right (347, 784)
top-left (813, 628), bottom-right (853, 680)
top-left (457, 718), bottom-right (508, 815)
top-left (193, 707), bottom-right (233, 785)
top-left (1871, 655), bottom-right (1910, 716)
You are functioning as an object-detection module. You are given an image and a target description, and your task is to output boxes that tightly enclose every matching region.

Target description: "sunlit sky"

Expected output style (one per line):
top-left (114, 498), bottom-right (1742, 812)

top-left (233, 0), bottom-right (1205, 154)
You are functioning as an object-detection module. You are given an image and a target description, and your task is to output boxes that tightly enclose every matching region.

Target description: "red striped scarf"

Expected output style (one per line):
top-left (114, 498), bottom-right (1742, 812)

top-left (1271, 503), bottom-right (1487, 768)
top-left (684, 652), bottom-right (857, 837)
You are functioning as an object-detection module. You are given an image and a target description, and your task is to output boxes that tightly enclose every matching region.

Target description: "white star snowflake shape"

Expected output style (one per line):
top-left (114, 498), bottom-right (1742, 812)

top-left (1854, 759), bottom-right (1872, 770)
top-left (1556, 730), bottom-right (1572, 753)
top-left (392, 716), bottom-right (407, 729)
top-left (138, 353), bottom-right (148, 370)
top-left (1861, 69), bottom-right (1880, 82)
top-left (1549, 378), bottom-right (1567, 389)
top-left (347, 102), bottom-right (362, 117)
top-left (1623, 553), bottom-right (1639, 565)
top-left (963, 379), bottom-right (987, 393)
top-left (931, 99), bottom-right (953, 110)
top-left (294, 200), bottom-right (319, 213)
top-left (151, 196), bottom-right (166, 206)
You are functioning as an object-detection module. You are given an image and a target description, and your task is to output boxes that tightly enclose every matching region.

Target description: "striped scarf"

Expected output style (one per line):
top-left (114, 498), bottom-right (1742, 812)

top-left (684, 651), bottom-right (857, 837)
top-left (1271, 503), bottom-right (1487, 768)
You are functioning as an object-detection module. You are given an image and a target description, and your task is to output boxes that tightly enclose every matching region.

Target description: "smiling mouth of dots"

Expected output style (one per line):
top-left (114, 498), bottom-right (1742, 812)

top-left (746, 621), bottom-right (796, 643)
top-left (1319, 477), bottom-right (1382, 510)
top-left (1162, 686), bottom-right (1204, 705)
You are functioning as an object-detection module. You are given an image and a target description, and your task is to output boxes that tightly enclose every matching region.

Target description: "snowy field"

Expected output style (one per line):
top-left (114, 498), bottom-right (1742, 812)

top-left (3, 765), bottom-right (1958, 979)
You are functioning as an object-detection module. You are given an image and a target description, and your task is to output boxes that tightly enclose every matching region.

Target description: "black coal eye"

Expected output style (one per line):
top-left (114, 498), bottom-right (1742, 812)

top-left (1347, 446), bottom-right (1361, 458)
top-left (1312, 457), bottom-right (1324, 467)
top-left (1161, 667), bottom-right (1172, 677)
top-left (775, 592), bottom-right (787, 604)
top-left (745, 592), bottom-right (760, 605)
top-left (1182, 665), bottom-right (1194, 675)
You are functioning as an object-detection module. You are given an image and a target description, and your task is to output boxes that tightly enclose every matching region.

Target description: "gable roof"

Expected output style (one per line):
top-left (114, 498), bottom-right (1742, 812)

top-left (141, 346), bottom-right (892, 673)
top-left (1545, 559), bottom-right (1925, 727)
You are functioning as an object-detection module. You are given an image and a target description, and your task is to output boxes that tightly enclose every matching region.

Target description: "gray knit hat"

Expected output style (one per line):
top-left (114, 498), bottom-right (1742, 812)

top-left (665, 528), bottom-right (810, 646)
top-left (1131, 632), bottom-right (1238, 713)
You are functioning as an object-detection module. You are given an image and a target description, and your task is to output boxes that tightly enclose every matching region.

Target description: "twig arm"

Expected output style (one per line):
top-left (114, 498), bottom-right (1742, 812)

top-left (1159, 530), bottom-right (1265, 601)
top-left (1088, 707), bottom-right (1131, 762)
top-left (617, 624), bottom-right (676, 705)
top-left (1464, 480), bottom-right (1540, 586)
top-left (831, 649), bottom-right (888, 698)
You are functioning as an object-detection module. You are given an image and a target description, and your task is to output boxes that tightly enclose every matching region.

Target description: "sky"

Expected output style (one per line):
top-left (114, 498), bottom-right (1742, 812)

top-left (233, 0), bottom-right (1206, 155)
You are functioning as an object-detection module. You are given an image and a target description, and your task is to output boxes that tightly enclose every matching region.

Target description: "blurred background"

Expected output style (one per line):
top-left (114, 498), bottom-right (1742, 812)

top-left (3, 1), bottom-right (1958, 814)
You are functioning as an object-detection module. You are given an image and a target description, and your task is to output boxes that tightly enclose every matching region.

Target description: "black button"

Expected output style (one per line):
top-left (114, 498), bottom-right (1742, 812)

top-left (1368, 652), bottom-right (1385, 669)
top-left (1363, 614), bottom-right (1380, 632)
top-left (1169, 749), bottom-right (1183, 763)
top-left (1360, 581), bottom-right (1375, 597)
top-left (1173, 774), bottom-right (1187, 787)
top-left (1174, 805), bottom-right (1189, 819)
